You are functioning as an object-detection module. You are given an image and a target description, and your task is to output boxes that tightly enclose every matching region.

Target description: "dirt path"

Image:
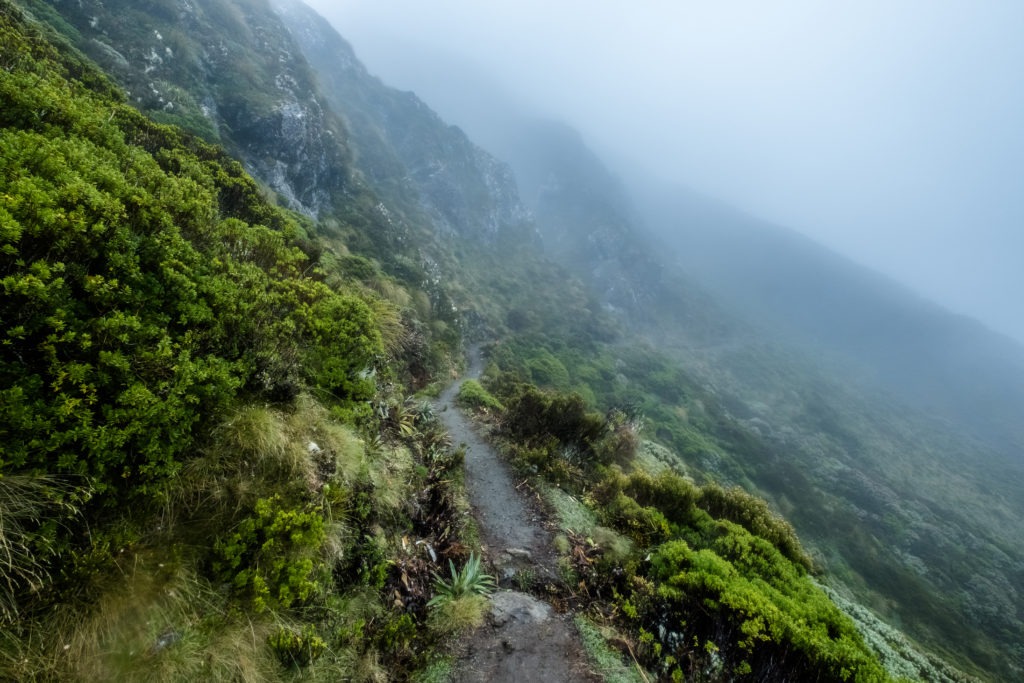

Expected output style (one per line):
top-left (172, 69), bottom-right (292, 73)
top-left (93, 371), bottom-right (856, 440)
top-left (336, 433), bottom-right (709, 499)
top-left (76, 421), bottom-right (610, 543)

top-left (434, 346), bottom-right (600, 682)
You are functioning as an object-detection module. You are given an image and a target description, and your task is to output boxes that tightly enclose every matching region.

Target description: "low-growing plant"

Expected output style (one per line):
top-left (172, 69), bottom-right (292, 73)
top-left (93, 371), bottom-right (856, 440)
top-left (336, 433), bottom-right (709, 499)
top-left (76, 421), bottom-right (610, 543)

top-left (268, 624), bottom-right (326, 668)
top-left (212, 494), bottom-right (326, 612)
top-left (427, 553), bottom-right (496, 607)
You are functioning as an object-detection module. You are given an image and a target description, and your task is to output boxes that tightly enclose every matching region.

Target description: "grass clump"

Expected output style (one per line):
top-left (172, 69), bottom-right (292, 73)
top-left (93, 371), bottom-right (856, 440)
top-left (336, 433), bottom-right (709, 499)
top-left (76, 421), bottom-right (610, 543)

top-left (427, 594), bottom-right (489, 637)
top-left (414, 656), bottom-right (457, 683)
top-left (0, 475), bottom-right (83, 625)
top-left (574, 616), bottom-right (648, 683)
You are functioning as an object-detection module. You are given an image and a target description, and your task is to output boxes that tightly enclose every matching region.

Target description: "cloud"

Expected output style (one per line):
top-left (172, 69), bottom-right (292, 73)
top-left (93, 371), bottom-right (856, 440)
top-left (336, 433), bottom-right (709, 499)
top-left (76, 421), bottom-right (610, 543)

top-left (305, 0), bottom-right (1024, 342)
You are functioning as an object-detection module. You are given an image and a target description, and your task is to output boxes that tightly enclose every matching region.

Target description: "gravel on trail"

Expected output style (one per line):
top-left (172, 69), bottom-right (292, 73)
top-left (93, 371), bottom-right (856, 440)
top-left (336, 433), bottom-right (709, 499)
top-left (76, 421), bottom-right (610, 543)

top-left (434, 345), bottom-right (602, 683)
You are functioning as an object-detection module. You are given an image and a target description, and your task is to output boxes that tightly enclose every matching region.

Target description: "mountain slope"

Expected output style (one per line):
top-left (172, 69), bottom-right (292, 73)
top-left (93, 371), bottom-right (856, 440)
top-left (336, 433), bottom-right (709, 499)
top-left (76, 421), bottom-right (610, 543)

top-left (402, 99), bottom-right (1024, 677)
top-left (635, 181), bottom-right (1024, 458)
top-left (22, 0), bottom-right (353, 215)
top-left (8, 0), bottom-right (1020, 680)
top-left (270, 0), bottom-right (530, 245)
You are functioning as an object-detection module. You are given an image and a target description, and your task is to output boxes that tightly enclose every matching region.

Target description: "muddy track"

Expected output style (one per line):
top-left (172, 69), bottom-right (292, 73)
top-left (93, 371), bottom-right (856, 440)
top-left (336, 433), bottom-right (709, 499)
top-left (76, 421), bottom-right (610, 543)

top-left (434, 346), bottom-right (600, 682)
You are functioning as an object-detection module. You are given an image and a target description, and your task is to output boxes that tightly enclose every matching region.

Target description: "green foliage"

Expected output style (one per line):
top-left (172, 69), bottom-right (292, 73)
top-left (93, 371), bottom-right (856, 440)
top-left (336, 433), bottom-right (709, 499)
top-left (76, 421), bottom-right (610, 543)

top-left (526, 348), bottom-right (571, 389)
top-left (647, 534), bottom-right (889, 682)
top-left (698, 483), bottom-right (812, 571)
top-left (212, 495), bottom-right (326, 612)
top-left (0, 0), bottom-right (381, 512)
top-left (427, 553), bottom-right (496, 607)
top-left (268, 625), bottom-right (326, 668)
top-left (456, 379), bottom-right (503, 412)
top-left (502, 384), bottom-right (603, 446)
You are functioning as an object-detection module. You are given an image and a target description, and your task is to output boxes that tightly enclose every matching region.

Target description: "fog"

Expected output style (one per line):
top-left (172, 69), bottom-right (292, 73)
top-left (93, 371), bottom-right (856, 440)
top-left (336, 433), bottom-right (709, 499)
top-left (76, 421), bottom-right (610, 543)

top-left (305, 1), bottom-right (1024, 344)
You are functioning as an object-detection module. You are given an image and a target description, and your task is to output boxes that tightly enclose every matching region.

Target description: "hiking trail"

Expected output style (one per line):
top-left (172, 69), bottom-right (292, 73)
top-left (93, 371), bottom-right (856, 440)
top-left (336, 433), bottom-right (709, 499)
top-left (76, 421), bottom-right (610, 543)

top-left (434, 345), bottom-right (600, 682)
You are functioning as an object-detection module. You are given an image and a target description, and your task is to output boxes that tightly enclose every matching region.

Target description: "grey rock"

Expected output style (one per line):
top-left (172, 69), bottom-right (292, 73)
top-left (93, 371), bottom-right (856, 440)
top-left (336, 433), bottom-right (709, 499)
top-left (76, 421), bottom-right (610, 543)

top-left (489, 591), bottom-right (551, 627)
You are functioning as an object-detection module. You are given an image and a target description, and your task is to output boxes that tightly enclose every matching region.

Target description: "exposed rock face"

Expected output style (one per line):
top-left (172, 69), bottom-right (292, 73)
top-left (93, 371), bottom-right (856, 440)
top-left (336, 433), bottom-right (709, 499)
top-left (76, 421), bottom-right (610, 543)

top-left (271, 0), bottom-right (531, 242)
top-left (44, 0), bottom-right (352, 216)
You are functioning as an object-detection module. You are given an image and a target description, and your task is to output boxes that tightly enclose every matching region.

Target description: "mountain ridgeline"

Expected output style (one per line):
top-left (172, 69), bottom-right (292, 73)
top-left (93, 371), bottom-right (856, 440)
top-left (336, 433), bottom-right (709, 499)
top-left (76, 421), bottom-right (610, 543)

top-left (2, 1), bottom-right (1022, 681)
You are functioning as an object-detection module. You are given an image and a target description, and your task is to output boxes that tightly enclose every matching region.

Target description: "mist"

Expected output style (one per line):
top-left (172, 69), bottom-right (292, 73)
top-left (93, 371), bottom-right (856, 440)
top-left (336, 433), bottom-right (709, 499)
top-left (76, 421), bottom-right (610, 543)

top-left (305, 0), bottom-right (1024, 344)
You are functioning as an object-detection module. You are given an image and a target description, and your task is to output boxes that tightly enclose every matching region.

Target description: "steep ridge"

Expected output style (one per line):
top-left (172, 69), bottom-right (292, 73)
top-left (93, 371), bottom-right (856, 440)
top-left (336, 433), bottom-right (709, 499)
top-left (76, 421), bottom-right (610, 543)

top-left (10, 0), bottom-right (1020, 679)
top-left (425, 112), bottom-right (1024, 677)
top-left (271, 0), bottom-right (531, 245)
top-left (18, 0), bottom-right (352, 216)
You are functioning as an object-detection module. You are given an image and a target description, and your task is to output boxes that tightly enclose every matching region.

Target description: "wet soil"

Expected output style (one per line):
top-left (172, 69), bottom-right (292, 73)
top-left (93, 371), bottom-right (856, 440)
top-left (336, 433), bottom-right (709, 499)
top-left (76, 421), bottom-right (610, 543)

top-left (434, 346), bottom-right (600, 682)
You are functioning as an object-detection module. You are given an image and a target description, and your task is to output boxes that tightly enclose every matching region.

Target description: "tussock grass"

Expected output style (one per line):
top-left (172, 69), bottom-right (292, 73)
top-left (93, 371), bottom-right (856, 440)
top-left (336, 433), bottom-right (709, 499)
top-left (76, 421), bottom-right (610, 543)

top-left (369, 277), bottom-right (412, 309)
top-left (427, 594), bottom-right (488, 637)
top-left (5, 556), bottom-right (280, 683)
top-left (172, 395), bottom-right (368, 522)
top-left (542, 483), bottom-right (633, 562)
top-left (366, 444), bottom-right (415, 519)
top-left (221, 405), bottom-right (290, 464)
top-left (0, 475), bottom-right (81, 625)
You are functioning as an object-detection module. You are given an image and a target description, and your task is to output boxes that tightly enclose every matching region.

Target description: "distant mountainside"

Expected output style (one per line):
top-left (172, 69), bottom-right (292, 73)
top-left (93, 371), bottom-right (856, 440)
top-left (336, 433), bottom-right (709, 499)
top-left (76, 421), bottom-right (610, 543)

top-left (382, 73), bottom-right (1024, 676)
top-left (634, 180), bottom-right (1024, 459)
top-left (9, 0), bottom-right (1023, 679)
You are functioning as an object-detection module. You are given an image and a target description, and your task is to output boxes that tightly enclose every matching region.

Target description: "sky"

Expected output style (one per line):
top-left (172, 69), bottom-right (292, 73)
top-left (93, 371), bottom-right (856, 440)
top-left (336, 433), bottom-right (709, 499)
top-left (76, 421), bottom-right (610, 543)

top-left (305, 1), bottom-right (1024, 343)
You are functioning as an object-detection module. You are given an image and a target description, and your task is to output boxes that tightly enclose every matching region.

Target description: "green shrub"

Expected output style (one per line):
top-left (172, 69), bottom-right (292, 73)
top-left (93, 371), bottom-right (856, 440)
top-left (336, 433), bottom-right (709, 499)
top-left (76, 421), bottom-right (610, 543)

top-left (268, 624), bottom-right (326, 668)
top-left (212, 495), bottom-right (326, 612)
top-left (698, 484), bottom-right (812, 571)
top-left (456, 379), bottom-right (504, 412)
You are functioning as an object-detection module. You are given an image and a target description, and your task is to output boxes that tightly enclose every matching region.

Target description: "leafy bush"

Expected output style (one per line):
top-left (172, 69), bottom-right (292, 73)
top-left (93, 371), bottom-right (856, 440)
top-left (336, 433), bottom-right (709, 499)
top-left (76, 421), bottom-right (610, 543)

top-left (501, 385), bottom-right (604, 447)
top-left (632, 531), bottom-right (889, 682)
top-left (698, 483), bottom-right (812, 571)
top-left (213, 495), bottom-right (326, 612)
top-left (456, 379), bottom-right (503, 412)
top-left (268, 625), bottom-right (326, 668)
top-left (0, 2), bottom-right (381, 511)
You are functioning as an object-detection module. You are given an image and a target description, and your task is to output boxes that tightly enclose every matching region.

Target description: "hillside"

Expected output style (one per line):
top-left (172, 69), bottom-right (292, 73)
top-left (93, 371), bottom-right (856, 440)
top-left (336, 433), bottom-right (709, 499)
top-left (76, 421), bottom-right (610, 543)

top-left (2, 1), bottom-right (1020, 681)
top-left (634, 180), bottom-right (1024, 458)
top-left (451, 112), bottom-right (1024, 680)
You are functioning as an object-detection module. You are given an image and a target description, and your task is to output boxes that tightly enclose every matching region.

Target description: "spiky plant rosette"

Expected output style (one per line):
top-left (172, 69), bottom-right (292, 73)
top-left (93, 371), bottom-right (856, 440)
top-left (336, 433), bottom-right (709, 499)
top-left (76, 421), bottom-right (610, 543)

top-left (427, 552), bottom-right (496, 606)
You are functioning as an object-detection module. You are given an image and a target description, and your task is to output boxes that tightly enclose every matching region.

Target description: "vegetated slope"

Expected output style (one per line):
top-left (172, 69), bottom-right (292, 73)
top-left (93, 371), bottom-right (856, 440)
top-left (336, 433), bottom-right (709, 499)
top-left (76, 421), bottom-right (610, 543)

top-left (9, 0), bottom-right (1009, 680)
top-left (636, 182), bottom-right (1024, 459)
top-left (18, 0), bottom-right (353, 216)
top-left (466, 119), bottom-right (1022, 678)
top-left (258, 6), bottom-right (1003, 670)
top-left (25, 0), bottom-right (507, 379)
top-left (0, 4), bottom-right (480, 679)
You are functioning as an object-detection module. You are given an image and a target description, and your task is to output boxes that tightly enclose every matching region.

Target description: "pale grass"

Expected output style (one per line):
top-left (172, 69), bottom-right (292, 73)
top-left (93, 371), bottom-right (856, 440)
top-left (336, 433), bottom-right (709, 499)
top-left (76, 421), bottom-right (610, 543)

top-left (173, 395), bottom-right (367, 520)
top-left (366, 444), bottom-right (415, 519)
top-left (0, 474), bottom-right (81, 625)
top-left (369, 277), bottom-right (412, 309)
top-left (574, 615), bottom-right (649, 683)
top-left (427, 594), bottom-right (488, 637)
top-left (27, 557), bottom-right (280, 682)
top-left (541, 483), bottom-right (633, 561)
